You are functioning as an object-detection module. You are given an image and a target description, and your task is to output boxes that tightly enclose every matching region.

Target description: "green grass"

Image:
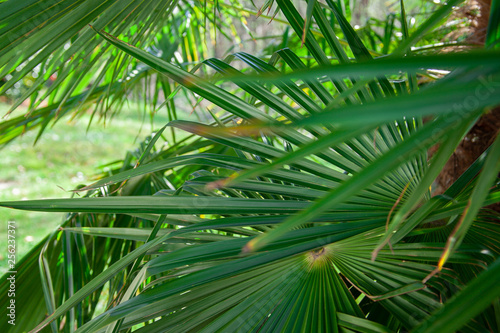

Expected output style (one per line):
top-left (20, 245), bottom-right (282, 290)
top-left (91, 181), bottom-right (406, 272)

top-left (0, 103), bottom-right (175, 274)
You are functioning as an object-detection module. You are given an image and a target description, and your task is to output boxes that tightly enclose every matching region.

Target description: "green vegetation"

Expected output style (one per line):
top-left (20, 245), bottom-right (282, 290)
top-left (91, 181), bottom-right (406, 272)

top-left (0, 104), bottom-right (172, 273)
top-left (0, 0), bottom-right (499, 332)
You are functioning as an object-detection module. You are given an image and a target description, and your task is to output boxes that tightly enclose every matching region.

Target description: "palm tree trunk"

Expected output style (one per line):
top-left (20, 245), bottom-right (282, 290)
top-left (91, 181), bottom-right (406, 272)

top-left (433, 0), bottom-right (500, 213)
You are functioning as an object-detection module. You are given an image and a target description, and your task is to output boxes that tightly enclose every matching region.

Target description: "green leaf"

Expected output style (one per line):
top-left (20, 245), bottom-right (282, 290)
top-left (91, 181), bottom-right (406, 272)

top-left (486, 0), bottom-right (500, 48)
top-left (433, 132), bottom-right (500, 272)
top-left (412, 257), bottom-right (500, 333)
top-left (0, 196), bottom-right (313, 215)
top-left (392, 0), bottom-right (465, 55)
top-left (244, 114), bottom-right (476, 252)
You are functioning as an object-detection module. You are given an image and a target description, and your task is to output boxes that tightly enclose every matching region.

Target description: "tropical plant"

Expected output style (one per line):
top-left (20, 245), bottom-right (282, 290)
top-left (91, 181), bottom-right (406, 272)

top-left (0, 0), bottom-right (262, 146)
top-left (1, 0), bottom-right (500, 332)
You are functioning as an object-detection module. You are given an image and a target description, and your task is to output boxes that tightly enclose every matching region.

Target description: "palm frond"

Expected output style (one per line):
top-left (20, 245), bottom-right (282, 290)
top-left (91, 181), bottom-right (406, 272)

top-left (0, 1), bottom-right (499, 332)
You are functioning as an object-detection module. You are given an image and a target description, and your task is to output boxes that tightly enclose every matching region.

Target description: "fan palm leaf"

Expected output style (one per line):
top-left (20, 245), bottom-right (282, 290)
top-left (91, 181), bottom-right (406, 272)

top-left (0, 1), bottom-right (499, 332)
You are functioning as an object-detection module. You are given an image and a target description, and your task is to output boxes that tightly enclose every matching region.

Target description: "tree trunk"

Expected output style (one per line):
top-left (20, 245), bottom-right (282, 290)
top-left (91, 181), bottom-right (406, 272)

top-left (433, 0), bottom-right (500, 213)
